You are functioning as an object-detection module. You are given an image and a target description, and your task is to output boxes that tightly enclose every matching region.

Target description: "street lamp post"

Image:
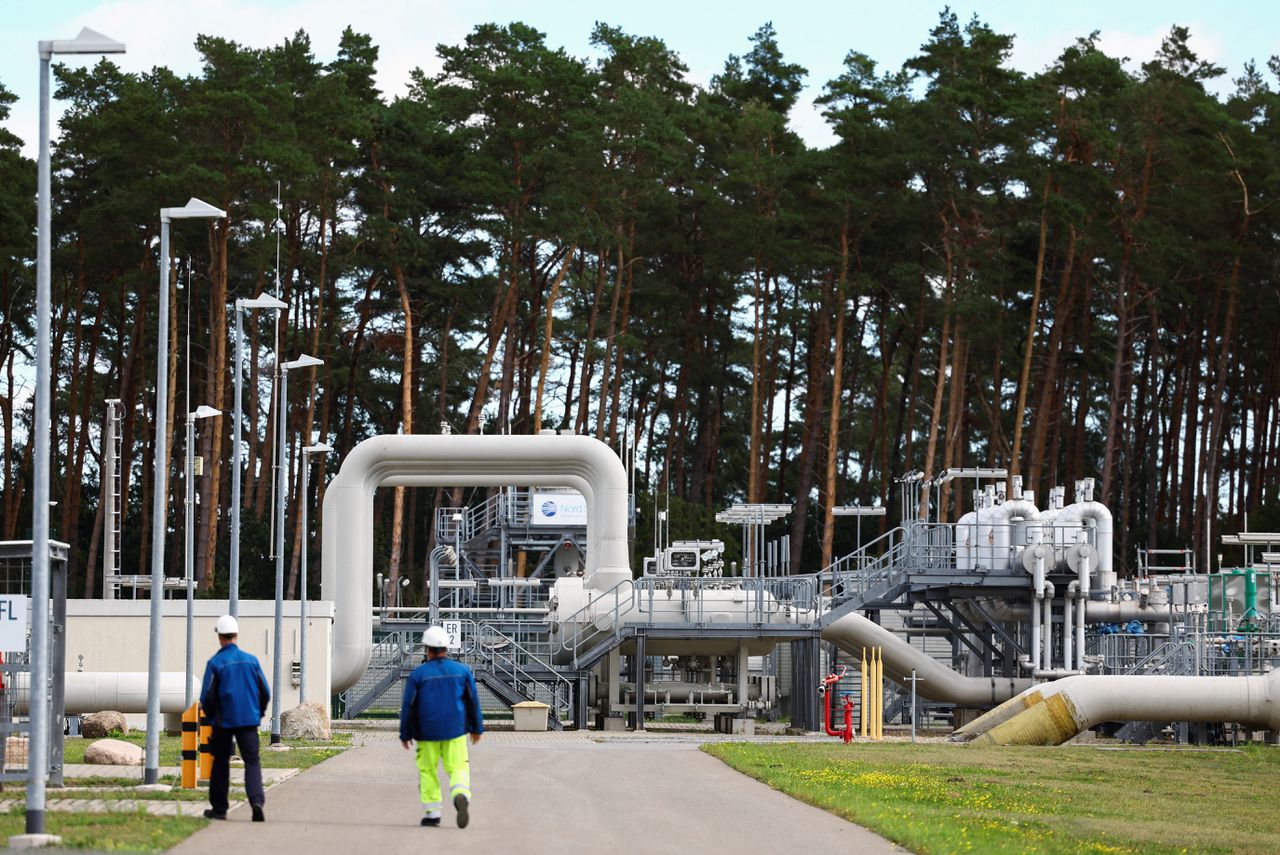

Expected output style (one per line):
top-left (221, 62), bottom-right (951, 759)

top-left (184, 406), bottom-right (221, 710)
top-left (29, 28), bottom-right (124, 838)
top-left (230, 294), bottom-right (287, 618)
top-left (145, 197), bottom-right (226, 787)
top-left (271, 354), bottom-right (323, 743)
top-left (831, 504), bottom-right (888, 570)
top-left (298, 442), bottom-right (333, 704)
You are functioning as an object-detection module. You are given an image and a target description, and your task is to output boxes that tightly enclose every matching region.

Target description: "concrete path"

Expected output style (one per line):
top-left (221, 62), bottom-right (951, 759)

top-left (170, 730), bottom-right (902, 855)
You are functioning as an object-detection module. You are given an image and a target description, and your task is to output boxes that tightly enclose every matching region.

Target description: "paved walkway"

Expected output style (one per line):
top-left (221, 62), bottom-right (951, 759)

top-left (170, 730), bottom-right (902, 855)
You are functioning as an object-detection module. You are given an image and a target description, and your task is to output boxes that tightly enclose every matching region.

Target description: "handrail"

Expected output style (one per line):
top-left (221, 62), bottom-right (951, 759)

top-left (555, 579), bottom-right (634, 660)
top-left (466, 621), bottom-right (573, 720)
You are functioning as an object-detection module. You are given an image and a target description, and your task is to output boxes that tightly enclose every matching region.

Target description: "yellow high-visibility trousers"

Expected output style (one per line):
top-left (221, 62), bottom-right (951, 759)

top-left (415, 735), bottom-right (471, 815)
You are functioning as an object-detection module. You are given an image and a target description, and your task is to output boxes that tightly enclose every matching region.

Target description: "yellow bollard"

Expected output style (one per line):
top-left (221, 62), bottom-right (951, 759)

top-left (180, 702), bottom-right (199, 788)
top-left (875, 647), bottom-right (883, 739)
top-left (859, 648), bottom-right (868, 738)
top-left (199, 705), bottom-right (213, 780)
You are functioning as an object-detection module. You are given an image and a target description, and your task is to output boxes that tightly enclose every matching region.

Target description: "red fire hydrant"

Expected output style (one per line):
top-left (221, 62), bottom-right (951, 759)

top-left (818, 666), bottom-right (853, 743)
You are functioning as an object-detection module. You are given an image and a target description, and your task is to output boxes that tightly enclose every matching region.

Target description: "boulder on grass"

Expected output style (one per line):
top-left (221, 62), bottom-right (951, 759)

top-left (280, 701), bottom-right (330, 740)
top-left (80, 711), bottom-right (129, 739)
top-left (84, 738), bottom-right (144, 766)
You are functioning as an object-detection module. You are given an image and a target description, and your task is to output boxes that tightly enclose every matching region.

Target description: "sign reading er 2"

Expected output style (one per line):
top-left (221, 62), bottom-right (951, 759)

top-left (0, 595), bottom-right (29, 651)
top-left (441, 619), bottom-right (463, 653)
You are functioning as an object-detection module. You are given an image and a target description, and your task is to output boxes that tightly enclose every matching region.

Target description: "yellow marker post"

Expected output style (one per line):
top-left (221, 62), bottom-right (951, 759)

top-left (874, 647), bottom-right (883, 739)
top-left (199, 705), bottom-right (213, 780)
top-left (180, 702), bottom-right (199, 788)
top-left (859, 648), bottom-right (868, 738)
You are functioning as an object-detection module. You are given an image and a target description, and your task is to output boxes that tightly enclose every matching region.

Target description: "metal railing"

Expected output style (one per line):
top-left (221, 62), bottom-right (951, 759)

top-left (461, 620), bottom-right (573, 722)
top-left (339, 630), bottom-right (417, 716)
top-left (634, 575), bottom-right (819, 622)
top-left (1122, 639), bottom-right (1197, 676)
top-left (823, 527), bottom-right (909, 608)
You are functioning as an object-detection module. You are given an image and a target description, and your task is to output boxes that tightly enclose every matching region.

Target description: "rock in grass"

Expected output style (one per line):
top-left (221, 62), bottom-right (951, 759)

top-left (84, 737), bottom-right (144, 766)
top-left (80, 711), bottom-right (129, 739)
top-left (280, 701), bottom-right (330, 740)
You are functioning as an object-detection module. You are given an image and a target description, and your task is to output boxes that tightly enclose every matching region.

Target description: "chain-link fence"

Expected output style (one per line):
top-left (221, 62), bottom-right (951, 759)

top-left (0, 542), bottom-right (66, 788)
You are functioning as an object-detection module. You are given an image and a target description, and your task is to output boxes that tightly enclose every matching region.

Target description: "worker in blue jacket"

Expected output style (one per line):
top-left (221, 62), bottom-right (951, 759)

top-left (200, 615), bottom-right (270, 822)
top-left (400, 625), bottom-right (484, 828)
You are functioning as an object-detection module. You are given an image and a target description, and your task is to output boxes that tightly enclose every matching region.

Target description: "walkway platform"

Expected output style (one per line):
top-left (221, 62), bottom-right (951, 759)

top-left (170, 728), bottom-right (902, 854)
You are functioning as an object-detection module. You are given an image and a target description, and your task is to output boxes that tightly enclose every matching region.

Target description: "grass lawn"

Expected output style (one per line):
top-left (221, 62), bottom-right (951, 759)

top-left (703, 741), bottom-right (1280, 854)
top-left (0, 806), bottom-right (203, 852)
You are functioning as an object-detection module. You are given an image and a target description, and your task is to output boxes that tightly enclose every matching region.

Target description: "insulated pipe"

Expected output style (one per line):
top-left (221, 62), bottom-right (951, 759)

top-left (11, 672), bottom-right (197, 715)
top-left (991, 499), bottom-right (1041, 571)
top-left (1063, 581), bottom-right (1074, 672)
top-left (1057, 501), bottom-right (1113, 579)
top-left (971, 670), bottom-right (1280, 746)
top-left (1042, 580), bottom-right (1055, 672)
top-left (976, 598), bottom-right (1186, 624)
top-left (950, 680), bottom-right (1071, 741)
top-left (322, 434), bottom-right (631, 692)
top-left (1076, 553), bottom-right (1090, 671)
top-left (1027, 545), bottom-right (1049, 671)
top-left (822, 612), bottom-right (1031, 707)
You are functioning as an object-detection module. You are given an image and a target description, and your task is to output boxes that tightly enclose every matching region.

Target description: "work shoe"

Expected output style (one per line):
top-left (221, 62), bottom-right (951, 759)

top-left (251, 803), bottom-right (265, 822)
top-left (454, 794), bottom-right (470, 829)
top-left (203, 809), bottom-right (227, 820)
top-left (420, 816), bottom-right (441, 827)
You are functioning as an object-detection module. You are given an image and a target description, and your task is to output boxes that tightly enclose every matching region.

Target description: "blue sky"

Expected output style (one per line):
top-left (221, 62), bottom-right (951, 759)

top-left (3, 0), bottom-right (1277, 155)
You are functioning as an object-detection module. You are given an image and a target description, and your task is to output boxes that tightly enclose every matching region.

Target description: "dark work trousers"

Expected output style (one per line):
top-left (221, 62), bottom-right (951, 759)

top-left (209, 725), bottom-right (265, 813)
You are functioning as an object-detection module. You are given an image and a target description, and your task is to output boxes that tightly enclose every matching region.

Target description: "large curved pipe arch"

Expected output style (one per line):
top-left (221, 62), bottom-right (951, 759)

top-left (322, 434), bottom-right (631, 692)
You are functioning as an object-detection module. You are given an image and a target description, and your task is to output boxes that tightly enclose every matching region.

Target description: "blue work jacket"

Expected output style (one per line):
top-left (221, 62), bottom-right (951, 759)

top-left (399, 657), bottom-right (485, 743)
top-left (200, 643), bottom-right (271, 729)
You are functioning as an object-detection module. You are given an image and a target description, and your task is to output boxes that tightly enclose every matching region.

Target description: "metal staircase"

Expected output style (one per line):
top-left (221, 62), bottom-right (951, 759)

top-left (463, 622), bottom-right (573, 730)
top-left (340, 631), bottom-right (417, 718)
top-left (820, 527), bottom-right (912, 624)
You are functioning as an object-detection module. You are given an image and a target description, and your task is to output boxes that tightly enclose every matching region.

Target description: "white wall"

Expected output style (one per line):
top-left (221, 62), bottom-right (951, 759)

top-left (65, 599), bottom-right (334, 718)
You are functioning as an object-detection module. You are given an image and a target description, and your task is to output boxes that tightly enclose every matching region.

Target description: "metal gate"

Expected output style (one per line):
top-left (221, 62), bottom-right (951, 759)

top-left (0, 541), bottom-right (67, 789)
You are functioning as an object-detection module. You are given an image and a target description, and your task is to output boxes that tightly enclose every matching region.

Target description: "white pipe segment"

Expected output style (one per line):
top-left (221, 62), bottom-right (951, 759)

top-left (1057, 501), bottom-right (1113, 577)
top-left (970, 670), bottom-right (1280, 745)
top-left (822, 612), bottom-right (1032, 707)
top-left (992, 499), bottom-right (1041, 571)
top-left (11, 672), bottom-right (196, 714)
top-left (1042, 580), bottom-right (1054, 671)
top-left (322, 433), bottom-right (631, 692)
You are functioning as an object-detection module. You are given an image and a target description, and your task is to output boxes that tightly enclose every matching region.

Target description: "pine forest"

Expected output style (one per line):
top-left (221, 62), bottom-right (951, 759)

top-left (1, 11), bottom-right (1278, 602)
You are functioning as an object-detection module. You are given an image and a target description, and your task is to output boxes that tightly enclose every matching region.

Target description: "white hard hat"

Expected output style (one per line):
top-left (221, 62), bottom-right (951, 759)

top-left (422, 626), bottom-right (450, 649)
top-left (215, 615), bottom-right (240, 635)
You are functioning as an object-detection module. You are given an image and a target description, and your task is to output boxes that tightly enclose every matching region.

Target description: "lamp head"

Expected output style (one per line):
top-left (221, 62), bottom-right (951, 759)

top-left (303, 443), bottom-right (334, 455)
top-left (41, 28), bottom-right (126, 59)
top-left (161, 197), bottom-right (227, 223)
top-left (190, 405), bottom-right (221, 420)
top-left (238, 293), bottom-right (287, 311)
top-left (282, 353), bottom-right (323, 371)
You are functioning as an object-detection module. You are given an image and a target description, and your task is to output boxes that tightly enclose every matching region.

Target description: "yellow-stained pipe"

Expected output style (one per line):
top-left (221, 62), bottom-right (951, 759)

top-left (951, 687), bottom-right (1051, 741)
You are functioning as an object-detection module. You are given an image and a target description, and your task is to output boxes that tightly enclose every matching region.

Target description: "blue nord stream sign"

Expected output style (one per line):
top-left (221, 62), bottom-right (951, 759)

top-left (530, 490), bottom-right (588, 526)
